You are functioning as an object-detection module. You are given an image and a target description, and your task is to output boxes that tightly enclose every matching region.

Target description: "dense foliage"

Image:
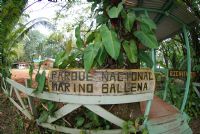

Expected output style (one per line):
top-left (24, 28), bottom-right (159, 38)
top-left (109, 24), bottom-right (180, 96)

top-left (53, 0), bottom-right (159, 73)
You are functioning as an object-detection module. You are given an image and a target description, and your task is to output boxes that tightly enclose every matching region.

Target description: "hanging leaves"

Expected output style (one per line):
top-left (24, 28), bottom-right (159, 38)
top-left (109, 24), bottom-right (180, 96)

top-left (86, 32), bottom-right (95, 44)
top-left (134, 31), bottom-right (159, 49)
top-left (139, 51), bottom-right (153, 68)
top-left (124, 12), bottom-right (136, 32)
top-left (100, 24), bottom-right (121, 60)
top-left (96, 14), bottom-right (108, 25)
top-left (137, 15), bottom-right (157, 30)
top-left (107, 2), bottom-right (123, 18)
top-left (54, 51), bottom-right (69, 68)
top-left (34, 70), bottom-right (46, 93)
top-left (97, 44), bottom-right (107, 66)
top-left (140, 23), bottom-right (153, 34)
top-left (75, 25), bottom-right (84, 49)
top-left (84, 43), bottom-right (100, 72)
top-left (123, 40), bottom-right (137, 63)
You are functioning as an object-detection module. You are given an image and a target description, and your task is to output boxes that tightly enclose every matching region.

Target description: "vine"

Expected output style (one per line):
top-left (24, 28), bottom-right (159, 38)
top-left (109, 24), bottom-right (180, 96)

top-left (77, 0), bottom-right (159, 72)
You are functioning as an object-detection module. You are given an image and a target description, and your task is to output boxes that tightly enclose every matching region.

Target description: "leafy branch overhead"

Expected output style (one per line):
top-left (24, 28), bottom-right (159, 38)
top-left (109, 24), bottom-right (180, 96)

top-left (76, 0), bottom-right (159, 72)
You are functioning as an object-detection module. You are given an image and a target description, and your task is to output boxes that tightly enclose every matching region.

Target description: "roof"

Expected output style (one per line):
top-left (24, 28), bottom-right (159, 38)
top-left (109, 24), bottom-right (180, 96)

top-left (125, 0), bottom-right (199, 41)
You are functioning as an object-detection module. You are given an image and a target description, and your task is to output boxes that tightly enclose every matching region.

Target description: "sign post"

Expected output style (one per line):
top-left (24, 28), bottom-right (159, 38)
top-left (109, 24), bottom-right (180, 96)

top-left (48, 69), bottom-right (155, 96)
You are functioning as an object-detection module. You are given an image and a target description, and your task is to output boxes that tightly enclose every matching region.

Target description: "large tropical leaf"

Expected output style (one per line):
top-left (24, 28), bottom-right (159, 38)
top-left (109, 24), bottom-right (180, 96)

top-left (107, 2), bottom-right (123, 18)
top-left (124, 12), bottom-right (136, 32)
top-left (140, 23), bottom-right (153, 34)
top-left (100, 24), bottom-right (121, 60)
top-left (96, 14), bottom-right (108, 25)
top-left (35, 71), bottom-right (46, 93)
top-left (86, 32), bottom-right (95, 44)
top-left (84, 44), bottom-right (100, 72)
top-left (137, 15), bottom-right (157, 30)
top-left (134, 31), bottom-right (159, 49)
top-left (139, 51), bottom-right (153, 68)
top-left (97, 44), bottom-right (107, 66)
top-left (75, 25), bottom-right (84, 48)
top-left (123, 40), bottom-right (137, 63)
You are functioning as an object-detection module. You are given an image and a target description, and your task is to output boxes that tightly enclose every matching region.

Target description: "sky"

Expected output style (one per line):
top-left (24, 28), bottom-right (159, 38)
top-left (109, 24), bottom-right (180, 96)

top-left (24, 0), bottom-right (91, 36)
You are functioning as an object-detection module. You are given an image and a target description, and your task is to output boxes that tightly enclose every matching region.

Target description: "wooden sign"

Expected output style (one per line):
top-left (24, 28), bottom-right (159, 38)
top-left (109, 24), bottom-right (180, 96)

top-left (169, 70), bottom-right (198, 78)
top-left (48, 69), bottom-right (155, 96)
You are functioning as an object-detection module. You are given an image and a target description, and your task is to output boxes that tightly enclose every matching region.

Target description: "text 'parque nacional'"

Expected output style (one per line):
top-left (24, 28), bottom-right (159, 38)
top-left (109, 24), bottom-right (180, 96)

top-left (48, 69), bottom-right (155, 96)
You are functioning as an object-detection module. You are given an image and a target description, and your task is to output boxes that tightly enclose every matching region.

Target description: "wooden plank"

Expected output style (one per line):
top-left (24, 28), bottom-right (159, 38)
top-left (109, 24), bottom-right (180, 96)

top-left (39, 123), bottom-right (122, 134)
top-left (8, 97), bottom-right (33, 120)
top-left (25, 79), bottom-right (38, 118)
top-left (147, 114), bottom-right (192, 134)
top-left (162, 121), bottom-right (191, 134)
top-left (182, 128), bottom-right (192, 134)
top-left (148, 113), bottom-right (180, 125)
top-left (147, 114), bottom-right (183, 133)
top-left (193, 86), bottom-right (200, 98)
top-left (9, 85), bottom-right (13, 97)
top-left (193, 82), bottom-right (200, 87)
top-left (84, 104), bottom-right (125, 128)
top-left (48, 69), bottom-right (155, 96)
top-left (6, 78), bottom-right (154, 104)
top-left (14, 88), bottom-right (26, 109)
top-left (2, 79), bottom-right (8, 94)
top-left (169, 70), bottom-right (198, 78)
top-left (27, 96), bottom-right (38, 118)
top-left (47, 104), bottom-right (81, 123)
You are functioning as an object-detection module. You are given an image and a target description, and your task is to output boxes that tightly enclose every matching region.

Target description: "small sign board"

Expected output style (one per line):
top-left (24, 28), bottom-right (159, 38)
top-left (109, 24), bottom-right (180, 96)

top-left (169, 70), bottom-right (198, 78)
top-left (48, 69), bottom-right (155, 96)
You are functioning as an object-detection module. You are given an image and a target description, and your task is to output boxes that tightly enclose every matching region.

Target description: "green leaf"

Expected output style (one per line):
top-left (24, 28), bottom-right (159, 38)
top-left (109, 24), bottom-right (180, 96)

top-left (96, 14), bottom-right (108, 25)
top-left (38, 111), bottom-right (49, 123)
top-left (76, 37), bottom-right (84, 49)
top-left (117, 52), bottom-right (125, 67)
top-left (47, 101), bottom-right (55, 111)
top-left (97, 44), bottom-right (107, 66)
top-left (75, 25), bottom-right (84, 48)
top-left (123, 40), bottom-right (137, 63)
top-left (75, 25), bottom-right (81, 38)
top-left (124, 12), bottom-right (136, 32)
top-left (139, 51), bottom-right (153, 68)
top-left (137, 15), bottom-right (157, 30)
top-left (140, 23), bottom-right (152, 34)
top-left (35, 71), bottom-right (46, 93)
top-left (107, 2), bottom-right (123, 18)
top-left (75, 116), bottom-right (85, 127)
top-left (86, 32), bottom-right (95, 44)
top-left (54, 52), bottom-right (69, 68)
top-left (100, 24), bottom-right (121, 60)
top-left (84, 44), bottom-right (100, 72)
top-left (134, 31), bottom-right (159, 49)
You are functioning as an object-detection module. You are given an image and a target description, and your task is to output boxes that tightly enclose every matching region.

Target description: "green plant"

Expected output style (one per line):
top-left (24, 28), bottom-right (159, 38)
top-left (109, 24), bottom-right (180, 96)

top-left (37, 100), bottom-right (57, 123)
top-left (165, 80), bottom-right (200, 118)
top-left (74, 108), bottom-right (111, 130)
top-left (70, 0), bottom-right (159, 72)
top-left (122, 117), bottom-right (148, 134)
top-left (14, 115), bottom-right (24, 134)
